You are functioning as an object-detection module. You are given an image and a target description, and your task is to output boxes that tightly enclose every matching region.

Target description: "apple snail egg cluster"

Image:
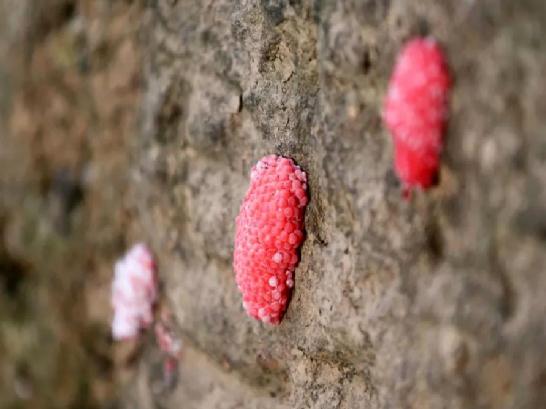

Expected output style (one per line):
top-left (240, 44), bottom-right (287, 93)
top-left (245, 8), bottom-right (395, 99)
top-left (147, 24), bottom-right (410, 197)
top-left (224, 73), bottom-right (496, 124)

top-left (233, 155), bottom-right (308, 324)
top-left (111, 243), bottom-right (157, 340)
top-left (383, 37), bottom-right (451, 194)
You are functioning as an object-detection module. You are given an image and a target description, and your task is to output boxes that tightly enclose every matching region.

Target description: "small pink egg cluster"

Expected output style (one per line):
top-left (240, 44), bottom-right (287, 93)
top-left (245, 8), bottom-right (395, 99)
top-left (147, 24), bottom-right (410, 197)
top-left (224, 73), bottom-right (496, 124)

top-left (234, 155), bottom-right (308, 324)
top-left (383, 37), bottom-right (451, 195)
top-left (111, 243), bottom-right (157, 340)
top-left (154, 310), bottom-right (182, 358)
top-left (154, 309), bottom-right (182, 387)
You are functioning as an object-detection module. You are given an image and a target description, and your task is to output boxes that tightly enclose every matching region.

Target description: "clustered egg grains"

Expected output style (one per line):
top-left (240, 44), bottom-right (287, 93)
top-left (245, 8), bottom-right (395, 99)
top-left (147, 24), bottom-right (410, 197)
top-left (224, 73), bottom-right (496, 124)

top-left (383, 37), bottom-right (451, 195)
top-left (111, 243), bottom-right (157, 340)
top-left (234, 155), bottom-right (308, 324)
top-left (154, 308), bottom-right (182, 358)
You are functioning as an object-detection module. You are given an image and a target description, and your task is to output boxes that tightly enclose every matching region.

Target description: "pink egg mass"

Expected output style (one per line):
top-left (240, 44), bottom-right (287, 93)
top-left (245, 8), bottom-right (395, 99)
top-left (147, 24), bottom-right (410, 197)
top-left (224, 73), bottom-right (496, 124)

top-left (383, 37), bottom-right (451, 195)
top-left (111, 243), bottom-right (157, 340)
top-left (233, 155), bottom-right (308, 324)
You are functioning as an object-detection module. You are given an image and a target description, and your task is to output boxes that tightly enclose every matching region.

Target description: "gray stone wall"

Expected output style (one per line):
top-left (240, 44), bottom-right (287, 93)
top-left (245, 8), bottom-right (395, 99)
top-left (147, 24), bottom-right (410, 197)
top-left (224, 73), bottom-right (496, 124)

top-left (1, 1), bottom-right (545, 408)
top-left (132, 1), bottom-right (546, 408)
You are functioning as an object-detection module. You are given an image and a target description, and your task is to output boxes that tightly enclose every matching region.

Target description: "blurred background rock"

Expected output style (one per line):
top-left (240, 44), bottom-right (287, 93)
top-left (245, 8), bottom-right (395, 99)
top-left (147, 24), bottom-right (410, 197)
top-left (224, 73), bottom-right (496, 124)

top-left (0, 1), bottom-right (143, 407)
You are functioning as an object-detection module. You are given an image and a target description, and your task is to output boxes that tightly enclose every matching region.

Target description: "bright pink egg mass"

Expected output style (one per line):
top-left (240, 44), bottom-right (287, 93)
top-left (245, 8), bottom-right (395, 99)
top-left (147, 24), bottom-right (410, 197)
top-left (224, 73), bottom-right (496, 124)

top-left (234, 155), bottom-right (308, 324)
top-left (383, 37), bottom-right (451, 194)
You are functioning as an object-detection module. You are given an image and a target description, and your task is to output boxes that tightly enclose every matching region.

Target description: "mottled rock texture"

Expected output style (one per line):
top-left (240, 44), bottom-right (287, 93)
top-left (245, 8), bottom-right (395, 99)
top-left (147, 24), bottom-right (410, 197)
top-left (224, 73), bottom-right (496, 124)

top-left (0, 1), bottom-right (143, 407)
top-left (134, 1), bottom-right (546, 408)
top-left (1, 1), bottom-right (546, 409)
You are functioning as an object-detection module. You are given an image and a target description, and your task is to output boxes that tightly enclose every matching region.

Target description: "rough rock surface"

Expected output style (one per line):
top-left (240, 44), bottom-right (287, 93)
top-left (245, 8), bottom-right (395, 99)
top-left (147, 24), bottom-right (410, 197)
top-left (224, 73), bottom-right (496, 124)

top-left (1, 1), bottom-right (546, 408)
